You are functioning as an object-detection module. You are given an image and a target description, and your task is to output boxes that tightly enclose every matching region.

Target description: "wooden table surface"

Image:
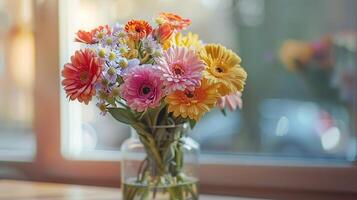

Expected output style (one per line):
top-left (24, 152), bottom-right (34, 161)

top-left (0, 180), bottom-right (260, 200)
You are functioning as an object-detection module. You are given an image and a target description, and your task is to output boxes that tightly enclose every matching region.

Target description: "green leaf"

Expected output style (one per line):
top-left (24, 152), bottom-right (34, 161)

top-left (189, 119), bottom-right (196, 130)
top-left (220, 109), bottom-right (227, 116)
top-left (108, 107), bottom-right (136, 124)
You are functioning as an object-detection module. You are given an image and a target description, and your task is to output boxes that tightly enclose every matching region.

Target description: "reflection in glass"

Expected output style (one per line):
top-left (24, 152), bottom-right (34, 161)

top-left (0, 0), bottom-right (35, 158)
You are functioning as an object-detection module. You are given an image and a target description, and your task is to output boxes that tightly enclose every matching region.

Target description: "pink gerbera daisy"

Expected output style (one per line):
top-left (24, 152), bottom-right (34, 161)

top-left (155, 46), bottom-right (205, 93)
top-left (217, 92), bottom-right (243, 111)
top-left (120, 65), bottom-right (164, 112)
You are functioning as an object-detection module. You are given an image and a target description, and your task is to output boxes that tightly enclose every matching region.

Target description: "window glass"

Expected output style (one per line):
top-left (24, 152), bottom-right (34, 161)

top-left (0, 0), bottom-right (35, 159)
top-left (61, 0), bottom-right (357, 161)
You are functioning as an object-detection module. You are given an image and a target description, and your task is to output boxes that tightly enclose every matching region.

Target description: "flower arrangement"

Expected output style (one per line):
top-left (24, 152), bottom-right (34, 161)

top-left (278, 36), bottom-right (336, 100)
top-left (61, 12), bottom-right (247, 200)
top-left (279, 33), bottom-right (357, 104)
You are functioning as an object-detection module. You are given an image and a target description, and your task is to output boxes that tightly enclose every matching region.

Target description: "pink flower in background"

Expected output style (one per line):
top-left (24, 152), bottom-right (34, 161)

top-left (311, 35), bottom-right (333, 69)
top-left (217, 92), bottom-right (243, 111)
top-left (155, 46), bottom-right (205, 93)
top-left (120, 65), bottom-right (164, 112)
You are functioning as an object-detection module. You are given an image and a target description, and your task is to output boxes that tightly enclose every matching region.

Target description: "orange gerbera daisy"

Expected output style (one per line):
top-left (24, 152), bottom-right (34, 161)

top-left (125, 20), bottom-right (152, 40)
top-left (61, 49), bottom-right (103, 104)
top-left (156, 12), bottom-right (191, 31)
top-left (75, 25), bottom-right (111, 44)
top-left (166, 79), bottom-right (220, 121)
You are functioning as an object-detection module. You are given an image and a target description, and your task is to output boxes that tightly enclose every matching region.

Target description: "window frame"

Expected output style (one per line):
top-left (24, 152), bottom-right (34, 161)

top-left (2, 0), bottom-right (357, 198)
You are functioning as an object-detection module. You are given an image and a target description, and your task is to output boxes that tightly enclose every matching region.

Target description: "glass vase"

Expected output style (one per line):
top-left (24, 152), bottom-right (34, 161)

top-left (121, 123), bottom-right (200, 200)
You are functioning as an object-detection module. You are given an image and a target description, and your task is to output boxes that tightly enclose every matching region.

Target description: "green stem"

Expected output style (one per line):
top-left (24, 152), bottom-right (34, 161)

top-left (132, 123), bottom-right (166, 175)
top-left (136, 157), bottom-right (148, 182)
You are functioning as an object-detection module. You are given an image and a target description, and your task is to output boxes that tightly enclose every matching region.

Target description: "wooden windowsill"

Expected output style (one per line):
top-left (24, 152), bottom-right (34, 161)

top-left (0, 180), bottom-right (260, 200)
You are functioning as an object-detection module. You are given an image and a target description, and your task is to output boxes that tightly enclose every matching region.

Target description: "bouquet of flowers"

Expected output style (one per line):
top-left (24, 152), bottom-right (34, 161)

top-left (279, 36), bottom-right (337, 100)
top-left (61, 12), bottom-right (247, 200)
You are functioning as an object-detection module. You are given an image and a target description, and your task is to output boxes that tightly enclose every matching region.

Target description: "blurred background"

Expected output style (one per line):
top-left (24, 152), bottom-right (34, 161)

top-left (0, 0), bottom-right (357, 198)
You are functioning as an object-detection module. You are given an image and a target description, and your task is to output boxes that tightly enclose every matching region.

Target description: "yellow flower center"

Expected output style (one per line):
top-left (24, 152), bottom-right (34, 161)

top-left (99, 103), bottom-right (106, 111)
top-left (106, 38), bottom-right (113, 45)
top-left (108, 52), bottom-right (116, 61)
top-left (119, 59), bottom-right (128, 68)
top-left (111, 87), bottom-right (120, 96)
top-left (98, 49), bottom-right (106, 58)
top-left (97, 32), bottom-right (104, 39)
top-left (119, 47), bottom-right (127, 54)
top-left (108, 67), bottom-right (116, 75)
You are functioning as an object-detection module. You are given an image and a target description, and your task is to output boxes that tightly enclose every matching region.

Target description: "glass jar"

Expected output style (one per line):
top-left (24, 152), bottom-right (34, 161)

top-left (121, 124), bottom-right (200, 200)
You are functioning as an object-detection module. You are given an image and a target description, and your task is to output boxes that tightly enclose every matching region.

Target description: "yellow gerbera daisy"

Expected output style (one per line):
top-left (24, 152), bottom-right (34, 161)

top-left (163, 32), bottom-right (202, 50)
top-left (199, 44), bottom-right (247, 96)
top-left (166, 79), bottom-right (220, 121)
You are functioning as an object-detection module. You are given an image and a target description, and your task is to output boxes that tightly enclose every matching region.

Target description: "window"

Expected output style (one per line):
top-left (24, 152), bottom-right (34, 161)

top-left (0, 0), bottom-right (36, 161)
top-left (1, 0), bottom-right (356, 198)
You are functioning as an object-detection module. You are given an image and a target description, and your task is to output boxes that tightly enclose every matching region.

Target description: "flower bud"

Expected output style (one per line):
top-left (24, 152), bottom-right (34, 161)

top-left (108, 52), bottom-right (116, 61)
top-left (154, 23), bottom-right (174, 43)
top-left (106, 37), bottom-right (113, 45)
top-left (155, 17), bottom-right (165, 25)
top-left (146, 47), bottom-right (154, 55)
top-left (97, 32), bottom-right (104, 40)
top-left (98, 48), bottom-right (106, 58)
top-left (153, 50), bottom-right (162, 57)
top-left (111, 87), bottom-right (120, 97)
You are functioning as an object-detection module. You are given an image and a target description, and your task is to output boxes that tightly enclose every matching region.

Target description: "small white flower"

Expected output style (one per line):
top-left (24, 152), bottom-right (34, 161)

top-left (93, 28), bottom-right (110, 43)
top-left (118, 44), bottom-right (129, 54)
